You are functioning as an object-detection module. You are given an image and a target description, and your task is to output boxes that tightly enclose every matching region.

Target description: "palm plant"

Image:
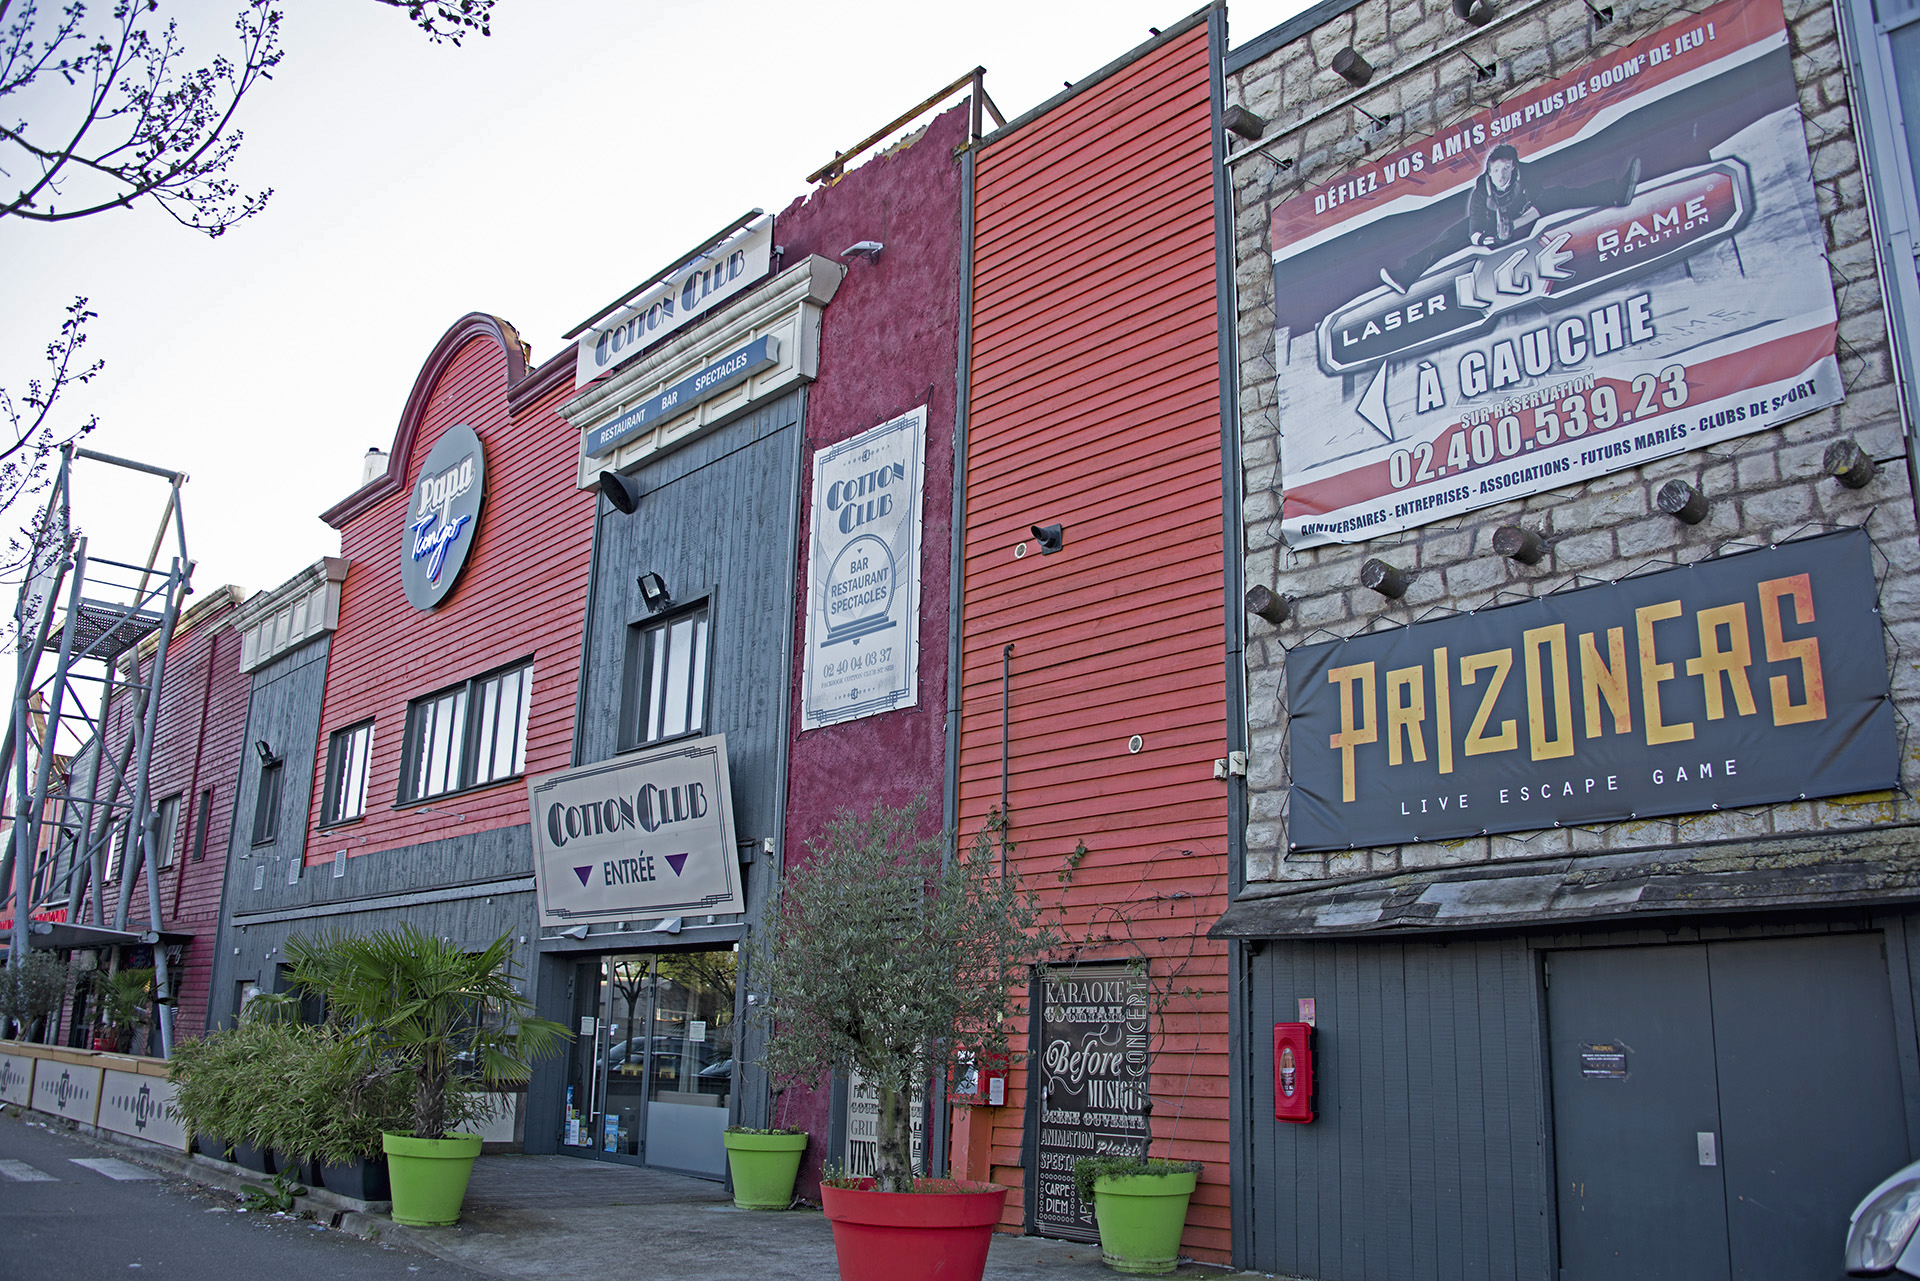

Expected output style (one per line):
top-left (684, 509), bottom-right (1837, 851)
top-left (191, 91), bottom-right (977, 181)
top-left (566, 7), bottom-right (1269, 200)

top-left (284, 926), bottom-right (566, 1141)
top-left (750, 799), bottom-right (1058, 1194)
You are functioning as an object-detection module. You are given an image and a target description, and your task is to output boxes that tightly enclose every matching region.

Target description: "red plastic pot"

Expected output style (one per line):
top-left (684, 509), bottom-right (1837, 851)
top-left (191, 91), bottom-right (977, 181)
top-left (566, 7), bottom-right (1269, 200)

top-left (819, 1178), bottom-right (1008, 1281)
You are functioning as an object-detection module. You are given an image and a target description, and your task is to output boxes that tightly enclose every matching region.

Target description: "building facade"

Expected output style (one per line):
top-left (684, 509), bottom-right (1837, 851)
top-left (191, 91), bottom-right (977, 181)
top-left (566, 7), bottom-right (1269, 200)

top-left (525, 101), bottom-right (969, 1188)
top-left (217, 313), bottom-right (593, 1146)
top-left (1215, 0), bottom-right (1920, 1274)
top-left (946, 13), bottom-right (1242, 1262)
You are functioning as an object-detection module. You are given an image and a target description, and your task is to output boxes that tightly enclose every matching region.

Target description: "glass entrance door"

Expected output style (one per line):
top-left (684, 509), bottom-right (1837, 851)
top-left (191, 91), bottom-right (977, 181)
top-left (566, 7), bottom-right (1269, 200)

top-left (563, 948), bottom-right (736, 1178)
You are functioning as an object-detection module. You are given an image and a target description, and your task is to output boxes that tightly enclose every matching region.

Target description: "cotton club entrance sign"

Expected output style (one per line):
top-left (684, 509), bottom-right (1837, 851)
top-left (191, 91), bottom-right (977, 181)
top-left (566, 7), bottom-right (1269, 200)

top-left (402, 424), bottom-right (485, 611)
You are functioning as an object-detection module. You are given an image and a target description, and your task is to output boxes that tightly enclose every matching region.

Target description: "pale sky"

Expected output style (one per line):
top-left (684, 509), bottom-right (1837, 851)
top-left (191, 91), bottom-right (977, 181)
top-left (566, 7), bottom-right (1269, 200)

top-left (1, 0), bottom-right (1304, 604)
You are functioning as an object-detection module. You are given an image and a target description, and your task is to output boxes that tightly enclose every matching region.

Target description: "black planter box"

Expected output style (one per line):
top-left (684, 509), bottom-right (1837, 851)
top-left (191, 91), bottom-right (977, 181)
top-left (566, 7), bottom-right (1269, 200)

top-left (193, 1135), bottom-right (231, 1161)
top-left (316, 1156), bottom-right (390, 1202)
top-left (229, 1141), bottom-right (276, 1175)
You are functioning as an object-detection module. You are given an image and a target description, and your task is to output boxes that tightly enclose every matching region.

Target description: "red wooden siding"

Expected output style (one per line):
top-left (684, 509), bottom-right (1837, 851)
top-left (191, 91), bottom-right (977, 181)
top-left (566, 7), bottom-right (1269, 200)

top-left (960, 26), bottom-right (1232, 1261)
top-left (311, 335), bottom-right (593, 868)
top-left (105, 588), bottom-right (250, 1040)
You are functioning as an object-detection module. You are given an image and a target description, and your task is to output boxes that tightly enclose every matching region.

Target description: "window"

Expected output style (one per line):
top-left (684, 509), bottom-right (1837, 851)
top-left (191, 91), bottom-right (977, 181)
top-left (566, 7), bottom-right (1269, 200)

top-left (191, 787), bottom-right (213, 861)
top-left (621, 606), bottom-right (710, 750)
top-left (400, 661), bottom-right (532, 803)
top-left (253, 758), bottom-right (283, 846)
top-left (154, 794), bottom-right (182, 870)
top-left (321, 721), bottom-right (374, 826)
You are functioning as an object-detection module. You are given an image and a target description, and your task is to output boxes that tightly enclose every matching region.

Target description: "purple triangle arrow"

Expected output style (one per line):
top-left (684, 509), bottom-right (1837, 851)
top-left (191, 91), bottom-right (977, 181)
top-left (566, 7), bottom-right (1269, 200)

top-left (664, 852), bottom-right (689, 877)
top-left (573, 865), bottom-right (592, 886)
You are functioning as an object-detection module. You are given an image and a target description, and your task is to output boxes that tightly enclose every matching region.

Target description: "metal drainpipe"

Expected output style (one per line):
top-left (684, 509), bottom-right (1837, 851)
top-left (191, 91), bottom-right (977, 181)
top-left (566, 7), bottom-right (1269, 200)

top-left (1000, 643), bottom-right (1013, 877)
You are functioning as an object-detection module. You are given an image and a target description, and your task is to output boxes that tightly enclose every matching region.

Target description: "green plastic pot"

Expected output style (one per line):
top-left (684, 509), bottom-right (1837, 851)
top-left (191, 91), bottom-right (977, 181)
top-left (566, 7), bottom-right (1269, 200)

top-left (722, 1130), bottom-right (808, 1209)
top-left (1091, 1168), bottom-right (1198, 1276)
top-left (382, 1132), bottom-right (482, 1226)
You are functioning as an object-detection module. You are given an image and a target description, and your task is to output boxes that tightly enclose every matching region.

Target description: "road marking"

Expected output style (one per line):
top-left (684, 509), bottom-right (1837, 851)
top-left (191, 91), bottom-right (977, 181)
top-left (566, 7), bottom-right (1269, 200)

top-left (69, 1157), bottom-right (155, 1181)
top-left (0, 1159), bottom-right (56, 1181)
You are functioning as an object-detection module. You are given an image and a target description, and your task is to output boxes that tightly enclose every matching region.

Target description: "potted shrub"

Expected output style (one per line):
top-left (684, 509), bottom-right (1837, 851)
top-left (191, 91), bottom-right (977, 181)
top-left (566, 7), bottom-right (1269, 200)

top-left (750, 799), bottom-right (1058, 1281)
top-left (285, 926), bottom-right (565, 1227)
top-left (721, 1125), bottom-right (808, 1209)
top-left (91, 966), bottom-right (153, 1054)
top-left (0, 951), bottom-right (71, 1043)
top-left (170, 1010), bottom-right (301, 1175)
top-left (1073, 1154), bottom-right (1203, 1276)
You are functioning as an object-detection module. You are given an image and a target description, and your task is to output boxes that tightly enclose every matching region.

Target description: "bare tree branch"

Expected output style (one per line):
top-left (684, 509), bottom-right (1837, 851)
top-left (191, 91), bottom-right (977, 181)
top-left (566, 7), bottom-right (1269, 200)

top-left (370, 0), bottom-right (494, 45)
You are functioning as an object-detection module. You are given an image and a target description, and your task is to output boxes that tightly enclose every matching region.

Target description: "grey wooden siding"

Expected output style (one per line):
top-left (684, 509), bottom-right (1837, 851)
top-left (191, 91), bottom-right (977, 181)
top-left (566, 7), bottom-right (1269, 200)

top-left (1246, 937), bottom-right (1551, 1281)
top-left (576, 387), bottom-right (802, 851)
top-left (1245, 913), bottom-right (1920, 1279)
top-left (209, 633), bottom-right (537, 1028)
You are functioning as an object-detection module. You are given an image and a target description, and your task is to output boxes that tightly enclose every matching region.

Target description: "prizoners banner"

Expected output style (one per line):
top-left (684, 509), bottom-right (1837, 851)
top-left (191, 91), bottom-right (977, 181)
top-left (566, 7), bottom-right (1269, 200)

top-left (1268, 0), bottom-right (1839, 546)
top-left (1286, 531), bottom-right (1895, 851)
top-left (801, 406), bottom-right (926, 729)
top-left (528, 734), bottom-right (742, 925)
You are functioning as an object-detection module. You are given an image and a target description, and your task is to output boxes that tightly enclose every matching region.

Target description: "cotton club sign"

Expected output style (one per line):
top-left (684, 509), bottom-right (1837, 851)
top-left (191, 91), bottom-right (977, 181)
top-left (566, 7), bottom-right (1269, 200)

top-left (402, 424), bottom-right (485, 611)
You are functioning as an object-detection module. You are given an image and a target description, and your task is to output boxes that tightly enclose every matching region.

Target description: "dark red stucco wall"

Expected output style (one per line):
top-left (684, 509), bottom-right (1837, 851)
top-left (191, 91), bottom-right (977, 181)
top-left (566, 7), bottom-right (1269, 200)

top-left (772, 103), bottom-right (966, 1189)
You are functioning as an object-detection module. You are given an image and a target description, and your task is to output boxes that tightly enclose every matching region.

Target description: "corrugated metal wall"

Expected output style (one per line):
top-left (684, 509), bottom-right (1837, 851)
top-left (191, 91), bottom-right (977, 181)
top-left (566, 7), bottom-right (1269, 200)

top-left (961, 21), bottom-right (1233, 1260)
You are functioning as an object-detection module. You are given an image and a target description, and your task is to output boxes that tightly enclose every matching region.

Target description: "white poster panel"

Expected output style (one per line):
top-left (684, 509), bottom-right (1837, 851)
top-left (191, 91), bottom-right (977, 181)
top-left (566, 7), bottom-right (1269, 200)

top-left (0, 1051), bottom-right (32, 1105)
top-left (575, 217), bottom-right (775, 389)
top-left (843, 1068), bottom-right (924, 1178)
top-left (30, 1058), bottom-right (101, 1124)
top-left (528, 734), bottom-right (742, 927)
top-left (98, 1070), bottom-right (189, 1150)
top-left (1264, 0), bottom-right (1840, 546)
top-left (802, 407), bottom-right (926, 730)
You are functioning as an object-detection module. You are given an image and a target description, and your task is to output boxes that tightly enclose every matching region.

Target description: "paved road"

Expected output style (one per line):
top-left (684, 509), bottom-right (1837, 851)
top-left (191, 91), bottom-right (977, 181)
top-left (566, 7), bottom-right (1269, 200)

top-left (0, 1111), bottom-right (493, 1281)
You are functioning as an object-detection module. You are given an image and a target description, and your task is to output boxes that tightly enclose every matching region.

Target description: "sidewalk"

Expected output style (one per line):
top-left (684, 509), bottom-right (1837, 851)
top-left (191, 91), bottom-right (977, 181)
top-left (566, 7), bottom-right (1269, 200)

top-left (38, 1114), bottom-right (1263, 1281)
top-left (363, 1153), bottom-right (1257, 1281)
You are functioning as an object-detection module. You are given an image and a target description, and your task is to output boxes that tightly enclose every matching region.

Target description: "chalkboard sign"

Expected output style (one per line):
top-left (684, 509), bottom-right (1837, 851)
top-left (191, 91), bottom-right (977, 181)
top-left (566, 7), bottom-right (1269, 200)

top-left (1027, 964), bottom-right (1151, 1242)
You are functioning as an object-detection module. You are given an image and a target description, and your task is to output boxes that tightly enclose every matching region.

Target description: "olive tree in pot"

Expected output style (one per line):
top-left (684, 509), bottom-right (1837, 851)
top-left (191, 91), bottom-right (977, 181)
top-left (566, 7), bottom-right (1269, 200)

top-left (750, 799), bottom-right (1058, 1281)
top-left (285, 926), bottom-right (566, 1226)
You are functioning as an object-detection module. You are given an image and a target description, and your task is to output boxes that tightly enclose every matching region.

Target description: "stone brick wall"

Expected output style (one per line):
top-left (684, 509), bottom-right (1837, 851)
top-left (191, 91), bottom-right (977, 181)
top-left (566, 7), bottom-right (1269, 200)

top-left (1227, 0), bottom-right (1919, 884)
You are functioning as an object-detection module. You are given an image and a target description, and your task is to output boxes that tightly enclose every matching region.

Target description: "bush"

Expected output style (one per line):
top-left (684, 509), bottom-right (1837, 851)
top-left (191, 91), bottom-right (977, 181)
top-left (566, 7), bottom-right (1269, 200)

top-left (750, 799), bottom-right (1059, 1193)
top-left (1073, 1155), bottom-right (1204, 1206)
top-left (0, 952), bottom-right (70, 1040)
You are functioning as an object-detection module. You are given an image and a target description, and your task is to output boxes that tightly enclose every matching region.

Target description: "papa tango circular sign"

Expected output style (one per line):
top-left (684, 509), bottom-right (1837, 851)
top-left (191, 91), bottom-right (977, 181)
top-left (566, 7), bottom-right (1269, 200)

top-left (402, 423), bottom-right (486, 611)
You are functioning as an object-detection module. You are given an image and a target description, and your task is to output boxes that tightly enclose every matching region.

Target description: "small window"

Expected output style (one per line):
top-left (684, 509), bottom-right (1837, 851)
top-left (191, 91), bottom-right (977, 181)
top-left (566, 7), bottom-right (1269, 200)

top-left (400, 660), bottom-right (533, 803)
top-left (154, 794), bottom-right (182, 870)
top-left (321, 721), bottom-right (374, 826)
top-left (621, 605), bottom-right (710, 751)
top-left (253, 758), bottom-right (284, 846)
top-left (104, 820), bottom-right (128, 882)
top-left (191, 787), bottom-right (214, 861)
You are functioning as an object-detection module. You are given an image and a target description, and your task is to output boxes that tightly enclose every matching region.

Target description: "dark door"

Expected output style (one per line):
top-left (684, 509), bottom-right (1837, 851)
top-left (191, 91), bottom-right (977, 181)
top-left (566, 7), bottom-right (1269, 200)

top-left (1548, 944), bottom-right (1732, 1281)
top-left (1549, 935), bottom-right (1910, 1281)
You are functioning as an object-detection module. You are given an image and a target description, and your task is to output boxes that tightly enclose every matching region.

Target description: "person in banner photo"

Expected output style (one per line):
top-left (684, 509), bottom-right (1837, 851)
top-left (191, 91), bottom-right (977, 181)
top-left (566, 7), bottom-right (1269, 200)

top-left (1380, 144), bottom-right (1643, 292)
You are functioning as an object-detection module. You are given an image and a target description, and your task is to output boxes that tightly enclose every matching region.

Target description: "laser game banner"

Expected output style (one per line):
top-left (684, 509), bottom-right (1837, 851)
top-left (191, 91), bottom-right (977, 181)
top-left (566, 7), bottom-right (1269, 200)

top-left (1266, 0), bottom-right (1840, 547)
top-left (1285, 531), bottom-right (1895, 851)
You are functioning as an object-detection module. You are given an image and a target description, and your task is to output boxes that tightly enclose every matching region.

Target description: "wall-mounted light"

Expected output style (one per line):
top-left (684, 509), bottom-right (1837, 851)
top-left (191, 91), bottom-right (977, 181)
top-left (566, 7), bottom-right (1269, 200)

top-left (1332, 47), bottom-right (1374, 86)
top-left (1657, 479), bottom-right (1710, 525)
top-left (653, 916), bottom-right (683, 935)
top-left (254, 740), bottom-right (274, 766)
top-left (1361, 558), bottom-right (1410, 599)
top-left (1030, 523), bottom-right (1065, 555)
top-left (1825, 439), bottom-right (1878, 489)
top-left (599, 470), bottom-right (643, 515)
top-left (637, 572), bottom-right (672, 612)
top-left (1453, 0), bottom-right (1495, 24)
top-left (841, 241), bottom-right (884, 261)
top-left (1492, 525), bottom-right (1546, 564)
top-left (561, 924), bottom-right (589, 940)
top-left (1223, 104), bottom-right (1267, 141)
top-left (1246, 585), bottom-right (1293, 625)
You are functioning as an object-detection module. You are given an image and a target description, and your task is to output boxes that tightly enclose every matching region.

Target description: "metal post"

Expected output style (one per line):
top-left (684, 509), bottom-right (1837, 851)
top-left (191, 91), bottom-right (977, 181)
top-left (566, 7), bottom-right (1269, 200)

top-left (131, 560), bottom-right (188, 1057)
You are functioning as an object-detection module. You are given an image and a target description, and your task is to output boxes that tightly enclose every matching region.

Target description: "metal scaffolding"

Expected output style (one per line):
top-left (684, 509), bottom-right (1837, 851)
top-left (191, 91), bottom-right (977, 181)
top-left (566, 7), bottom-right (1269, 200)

top-left (0, 445), bottom-right (192, 1057)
